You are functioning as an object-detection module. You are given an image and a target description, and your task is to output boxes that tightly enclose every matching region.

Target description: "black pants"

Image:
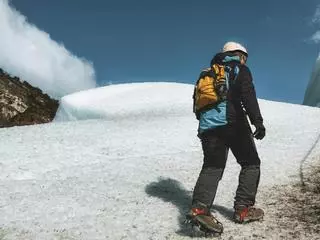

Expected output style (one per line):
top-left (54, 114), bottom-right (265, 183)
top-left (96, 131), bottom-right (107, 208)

top-left (192, 122), bottom-right (261, 210)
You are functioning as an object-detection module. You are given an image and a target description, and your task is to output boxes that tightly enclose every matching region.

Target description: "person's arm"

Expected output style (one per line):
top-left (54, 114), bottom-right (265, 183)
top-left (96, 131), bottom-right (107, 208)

top-left (238, 65), bottom-right (263, 126)
top-left (238, 65), bottom-right (265, 139)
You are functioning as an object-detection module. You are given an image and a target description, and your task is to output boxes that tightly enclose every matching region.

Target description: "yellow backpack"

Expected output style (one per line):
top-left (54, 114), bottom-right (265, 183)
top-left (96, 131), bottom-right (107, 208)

top-left (193, 64), bottom-right (232, 119)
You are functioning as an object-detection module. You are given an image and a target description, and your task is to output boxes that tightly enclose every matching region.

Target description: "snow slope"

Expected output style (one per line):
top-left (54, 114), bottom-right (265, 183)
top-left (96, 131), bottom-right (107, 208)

top-left (54, 82), bottom-right (192, 121)
top-left (303, 57), bottom-right (320, 107)
top-left (1, 82), bottom-right (320, 239)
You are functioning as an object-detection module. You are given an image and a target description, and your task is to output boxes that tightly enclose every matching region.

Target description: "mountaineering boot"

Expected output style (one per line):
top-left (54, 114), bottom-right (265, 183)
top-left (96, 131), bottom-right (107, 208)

top-left (233, 205), bottom-right (264, 223)
top-left (185, 207), bottom-right (223, 237)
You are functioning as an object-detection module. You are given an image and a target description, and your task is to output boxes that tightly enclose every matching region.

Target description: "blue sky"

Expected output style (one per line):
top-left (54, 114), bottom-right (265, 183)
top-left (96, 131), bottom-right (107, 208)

top-left (10, 0), bottom-right (320, 104)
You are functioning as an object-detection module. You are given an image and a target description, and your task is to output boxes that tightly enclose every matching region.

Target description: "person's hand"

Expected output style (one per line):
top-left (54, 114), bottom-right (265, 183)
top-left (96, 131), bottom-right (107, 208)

top-left (253, 123), bottom-right (265, 140)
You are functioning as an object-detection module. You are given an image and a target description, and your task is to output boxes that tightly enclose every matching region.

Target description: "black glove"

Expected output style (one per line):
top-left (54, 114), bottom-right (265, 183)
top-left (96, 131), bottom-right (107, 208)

top-left (253, 122), bottom-right (265, 140)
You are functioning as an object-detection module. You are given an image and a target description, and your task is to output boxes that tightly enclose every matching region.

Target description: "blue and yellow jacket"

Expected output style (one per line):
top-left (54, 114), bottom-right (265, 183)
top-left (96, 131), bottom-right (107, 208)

top-left (198, 53), bottom-right (263, 135)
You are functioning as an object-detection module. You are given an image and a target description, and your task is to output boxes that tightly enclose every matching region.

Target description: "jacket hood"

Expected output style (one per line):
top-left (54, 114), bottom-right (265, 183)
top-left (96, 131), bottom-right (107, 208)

top-left (210, 52), bottom-right (241, 66)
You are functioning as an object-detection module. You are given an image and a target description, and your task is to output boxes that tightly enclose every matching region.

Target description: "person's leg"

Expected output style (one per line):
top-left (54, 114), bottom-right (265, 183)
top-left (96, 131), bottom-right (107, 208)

top-left (228, 123), bottom-right (264, 223)
top-left (187, 129), bottom-right (227, 234)
top-left (192, 129), bottom-right (228, 210)
top-left (229, 123), bottom-right (261, 208)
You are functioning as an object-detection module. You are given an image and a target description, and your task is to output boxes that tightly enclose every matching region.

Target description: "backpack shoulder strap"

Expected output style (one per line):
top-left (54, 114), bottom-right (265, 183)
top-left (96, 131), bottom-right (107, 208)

top-left (231, 64), bottom-right (240, 82)
top-left (212, 64), bottom-right (226, 79)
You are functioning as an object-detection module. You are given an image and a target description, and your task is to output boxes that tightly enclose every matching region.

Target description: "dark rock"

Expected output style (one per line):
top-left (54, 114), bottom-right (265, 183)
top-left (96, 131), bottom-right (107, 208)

top-left (0, 69), bottom-right (59, 128)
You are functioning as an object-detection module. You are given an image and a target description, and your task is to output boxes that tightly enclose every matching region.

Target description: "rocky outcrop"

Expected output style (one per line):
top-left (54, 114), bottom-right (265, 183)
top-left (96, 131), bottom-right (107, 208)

top-left (0, 69), bottom-right (59, 127)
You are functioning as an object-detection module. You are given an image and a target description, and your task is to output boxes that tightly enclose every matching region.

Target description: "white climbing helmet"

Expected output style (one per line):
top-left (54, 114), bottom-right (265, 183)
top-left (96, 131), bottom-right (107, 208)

top-left (222, 42), bottom-right (248, 56)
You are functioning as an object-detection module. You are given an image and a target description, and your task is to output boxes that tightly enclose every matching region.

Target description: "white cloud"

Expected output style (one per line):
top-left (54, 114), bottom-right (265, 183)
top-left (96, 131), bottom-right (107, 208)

top-left (311, 31), bottom-right (320, 43)
top-left (0, 0), bottom-right (96, 98)
top-left (312, 5), bottom-right (320, 24)
top-left (310, 5), bottom-right (320, 45)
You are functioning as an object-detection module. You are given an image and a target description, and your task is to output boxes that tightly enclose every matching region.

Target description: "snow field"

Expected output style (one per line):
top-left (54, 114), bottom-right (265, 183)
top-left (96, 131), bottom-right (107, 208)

top-left (0, 83), bottom-right (320, 239)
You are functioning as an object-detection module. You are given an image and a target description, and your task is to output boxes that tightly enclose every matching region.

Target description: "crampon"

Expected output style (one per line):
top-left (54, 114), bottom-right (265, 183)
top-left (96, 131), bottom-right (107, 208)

top-left (185, 208), bottom-right (223, 238)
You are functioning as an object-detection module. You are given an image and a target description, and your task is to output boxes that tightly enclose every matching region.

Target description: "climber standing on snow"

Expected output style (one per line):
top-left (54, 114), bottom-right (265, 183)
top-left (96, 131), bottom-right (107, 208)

top-left (186, 41), bottom-right (266, 237)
